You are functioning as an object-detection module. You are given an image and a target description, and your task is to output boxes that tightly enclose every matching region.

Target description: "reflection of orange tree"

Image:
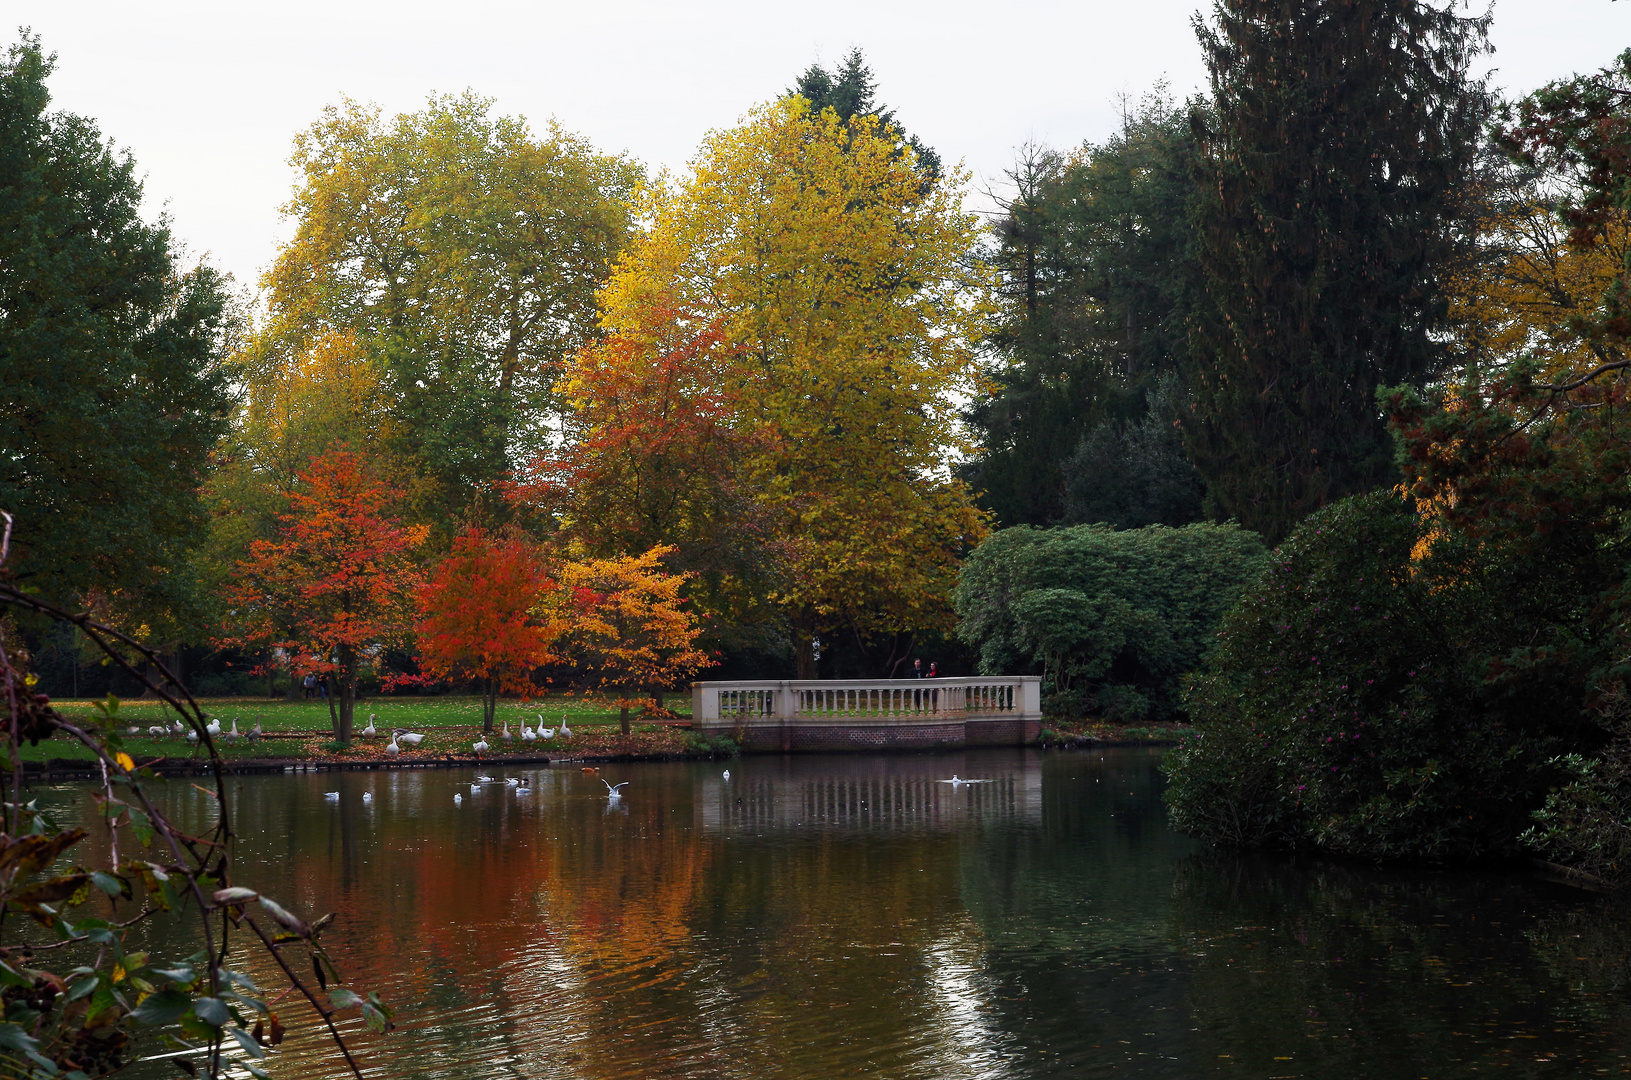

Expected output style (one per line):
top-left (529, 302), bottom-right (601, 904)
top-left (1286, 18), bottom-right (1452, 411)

top-left (549, 547), bottom-right (715, 734)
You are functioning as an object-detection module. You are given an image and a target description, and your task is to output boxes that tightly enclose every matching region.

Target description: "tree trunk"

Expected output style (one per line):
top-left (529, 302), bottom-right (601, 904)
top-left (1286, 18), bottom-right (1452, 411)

top-left (793, 619), bottom-right (817, 680)
top-left (335, 642), bottom-right (355, 743)
top-left (619, 703), bottom-right (631, 736)
top-left (483, 678), bottom-right (496, 733)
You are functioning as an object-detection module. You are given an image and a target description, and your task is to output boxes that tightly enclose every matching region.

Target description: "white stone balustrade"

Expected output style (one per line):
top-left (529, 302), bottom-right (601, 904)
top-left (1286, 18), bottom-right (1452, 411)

top-left (691, 677), bottom-right (1042, 750)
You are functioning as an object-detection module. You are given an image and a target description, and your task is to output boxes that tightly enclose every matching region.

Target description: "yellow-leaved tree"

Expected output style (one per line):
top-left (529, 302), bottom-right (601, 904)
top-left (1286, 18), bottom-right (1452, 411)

top-left (554, 96), bottom-right (994, 676)
top-left (550, 547), bottom-right (714, 734)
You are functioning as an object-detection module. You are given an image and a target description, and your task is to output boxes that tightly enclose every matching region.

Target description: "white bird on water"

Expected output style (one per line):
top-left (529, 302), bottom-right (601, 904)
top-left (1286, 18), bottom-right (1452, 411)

top-left (722, 769), bottom-right (731, 782)
top-left (602, 779), bottom-right (628, 800)
top-left (361, 714), bottom-right (377, 739)
top-left (384, 734), bottom-right (400, 757)
top-left (454, 793), bottom-right (463, 806)
top-left (937, 775), bottom-right (994, 786)
top-left (362, 792), bottom-right (373, 803)
top-left (506, 777), bottom-right (520, 786)
top-left (324, 792), bottom-right (339, 800)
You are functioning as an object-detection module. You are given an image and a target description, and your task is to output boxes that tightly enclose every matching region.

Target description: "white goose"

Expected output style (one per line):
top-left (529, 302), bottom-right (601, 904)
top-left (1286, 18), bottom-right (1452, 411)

top-left (361, 714), bottom-right (377, 739)
top-left (520, 723), bottom-right (537, 743)
top-left (362, 792), bottom-right (373, 803)
top-left (397, 731), bottom-right (424, 748)
top-left (147, 725), bottom-right (166, 738)
top-left (501, 721), bottom-right (513, 745)
top-left (472, 738), bottom-right (490, 756)
top-left (558, 714), bottom-right (572, 739)
top-left (226, 719), bottom-right (241, 743)
top-left (475, 775), bottom-right (494, 784)
top-left (539, 724), bottom-right (556, 740)
top-left (454, 793), bottom-right (463, 806)
top-left (723, 769), bottom-right (731, 782)
top-left (384, 734), bottom-right (400, 757)
top-left (205, 717), bottom-right (222, 738)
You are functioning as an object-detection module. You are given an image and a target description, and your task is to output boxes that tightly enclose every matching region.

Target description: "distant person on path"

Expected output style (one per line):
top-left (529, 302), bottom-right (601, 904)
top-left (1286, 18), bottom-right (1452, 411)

top-left (302, 672), bottom-right (316, 699)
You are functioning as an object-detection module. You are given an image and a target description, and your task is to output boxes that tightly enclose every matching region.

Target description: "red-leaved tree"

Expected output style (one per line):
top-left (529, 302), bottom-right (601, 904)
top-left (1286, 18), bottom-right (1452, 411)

top-left (416, 527), bottom-right (561, 732)
top-left (223, 448), bottom-right (425, 741)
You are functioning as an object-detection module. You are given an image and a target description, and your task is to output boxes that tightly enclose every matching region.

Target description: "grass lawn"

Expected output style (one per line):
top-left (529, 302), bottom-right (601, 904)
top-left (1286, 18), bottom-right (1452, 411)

top-left (28, 693), bottom-right (696, 764)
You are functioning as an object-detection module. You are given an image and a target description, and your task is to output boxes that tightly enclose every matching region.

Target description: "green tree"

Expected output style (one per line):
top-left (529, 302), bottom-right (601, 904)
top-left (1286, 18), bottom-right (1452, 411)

top-left (0, 34), bottom-right (234, 622)
top-left (1063, 372), bottom-right (1206, 528)
top-left (257, 93), bottom-right (641, 528)
top-left (791, 48), bottom-right (942, 180)
top-left (955, 520), bottom-right (1265, 720)
top-left (1184, 0), bottom-right (1490, 542)
top-left (965, 90), bottom-right (1198, 527)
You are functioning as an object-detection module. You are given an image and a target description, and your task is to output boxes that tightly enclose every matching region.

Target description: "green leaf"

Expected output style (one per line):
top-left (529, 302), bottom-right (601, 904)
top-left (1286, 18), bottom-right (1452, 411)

top-left (0, 961), bottom-right (31, 988)
top-left (327, 987), bottom-right (363, 1011)
top-left (129, 988), bottom-right (192, 1025)
top-left (193, 996), bottom-right (230, 1028)
top-left (90, 871), bottom-right (124, 897)
top-left (225, 1025), bottom-right (266, 1059)
top-left (0, 1021), bottom-right (40, 1053)
top-left (66, 975), bottom-right (98, 1002)
top-left (361, 1001), bottom-right (388, 1033)
top-left (151, 965), bottom-right (194, 985)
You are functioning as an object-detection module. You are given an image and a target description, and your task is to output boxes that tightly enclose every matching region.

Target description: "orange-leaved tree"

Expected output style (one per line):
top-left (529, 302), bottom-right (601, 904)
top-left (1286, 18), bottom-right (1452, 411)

top-left (549, 546), bottom-right (714, 734)
top-left (416, 527), bottom-right (561, 732)
top-left (223, 448), bottom-right (426, 741)
top-left (516, 297), bottom-right (781, 645)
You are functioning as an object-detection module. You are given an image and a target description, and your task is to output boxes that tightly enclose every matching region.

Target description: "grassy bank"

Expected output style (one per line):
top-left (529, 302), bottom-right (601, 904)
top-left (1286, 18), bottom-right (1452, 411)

top-left (29, 694), bottom-right (697, 765)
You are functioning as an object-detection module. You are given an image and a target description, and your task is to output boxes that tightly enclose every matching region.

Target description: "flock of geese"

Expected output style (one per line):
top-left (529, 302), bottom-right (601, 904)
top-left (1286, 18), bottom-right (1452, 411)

top-left (135, 711), bottom-right (580, 758)
top-left (129, 717), bottom-right (261, 744)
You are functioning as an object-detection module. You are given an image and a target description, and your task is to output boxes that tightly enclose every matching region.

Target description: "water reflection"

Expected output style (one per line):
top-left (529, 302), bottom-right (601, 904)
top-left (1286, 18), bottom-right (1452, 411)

top-left (32, 749), bottom-right (1631, 1079)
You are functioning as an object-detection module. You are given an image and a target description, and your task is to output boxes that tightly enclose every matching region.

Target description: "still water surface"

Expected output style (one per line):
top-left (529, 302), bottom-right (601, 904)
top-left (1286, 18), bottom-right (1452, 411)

top-left (39, 748), bottom-right (1631, 1078)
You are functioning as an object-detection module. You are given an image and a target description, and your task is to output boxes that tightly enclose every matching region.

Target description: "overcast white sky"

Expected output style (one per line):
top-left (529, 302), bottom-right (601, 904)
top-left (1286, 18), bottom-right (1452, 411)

top-left (18, 0), bottom-right (1631, 291)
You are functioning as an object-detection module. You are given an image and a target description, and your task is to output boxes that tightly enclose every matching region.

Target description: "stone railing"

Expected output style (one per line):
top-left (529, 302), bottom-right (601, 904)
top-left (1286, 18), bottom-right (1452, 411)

top-left (691, 677), bottom-right (1042, 751)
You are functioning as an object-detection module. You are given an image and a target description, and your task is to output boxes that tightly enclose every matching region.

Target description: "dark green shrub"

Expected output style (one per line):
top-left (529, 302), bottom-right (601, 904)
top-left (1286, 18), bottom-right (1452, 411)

top-left (1165, 491), bottom-right (1605, 860)
top-left (955, 521), bottom-right (1267, 719)
top-left (685, 732), bottom-right (740, 758)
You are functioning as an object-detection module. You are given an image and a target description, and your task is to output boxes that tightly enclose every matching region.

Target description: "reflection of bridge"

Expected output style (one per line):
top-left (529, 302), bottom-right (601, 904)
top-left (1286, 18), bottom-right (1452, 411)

top-left (698, 755), bottom-right (1043, 832)
top-left (692, 677), bottom-right (1043, 751)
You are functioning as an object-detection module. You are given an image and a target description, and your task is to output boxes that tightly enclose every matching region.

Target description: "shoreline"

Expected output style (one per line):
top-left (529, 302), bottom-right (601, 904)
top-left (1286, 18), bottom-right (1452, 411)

top-left (22, 737), bottom-right (1183, 780)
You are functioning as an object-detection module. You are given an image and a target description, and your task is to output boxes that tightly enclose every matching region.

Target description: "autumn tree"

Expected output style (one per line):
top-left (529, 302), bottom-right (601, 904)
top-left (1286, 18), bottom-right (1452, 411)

top-left (416, 527), bottom-right (559, 732)
top-left (549, 547), bottom-right (713, 734)
top-left (580, 95), bottom-right (993, 677)
top-left (1185, 0), bottom-right (1491, 542)
top-left (222, 449), bottom-right (425, 741)
top-left (256, 93), bottom-right (641, 527)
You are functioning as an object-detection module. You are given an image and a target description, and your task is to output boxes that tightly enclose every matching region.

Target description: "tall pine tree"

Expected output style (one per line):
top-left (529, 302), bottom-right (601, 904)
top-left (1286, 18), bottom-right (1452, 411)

top-left (1184, 0), bottom-right (1490, 542)
top-left (966, 92), bottom-right (1197, 526)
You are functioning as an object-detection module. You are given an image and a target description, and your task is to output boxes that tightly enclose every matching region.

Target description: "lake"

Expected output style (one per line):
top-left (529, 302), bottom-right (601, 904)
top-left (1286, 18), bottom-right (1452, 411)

top-left (38, 747), bottom-right (1631, 1079)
